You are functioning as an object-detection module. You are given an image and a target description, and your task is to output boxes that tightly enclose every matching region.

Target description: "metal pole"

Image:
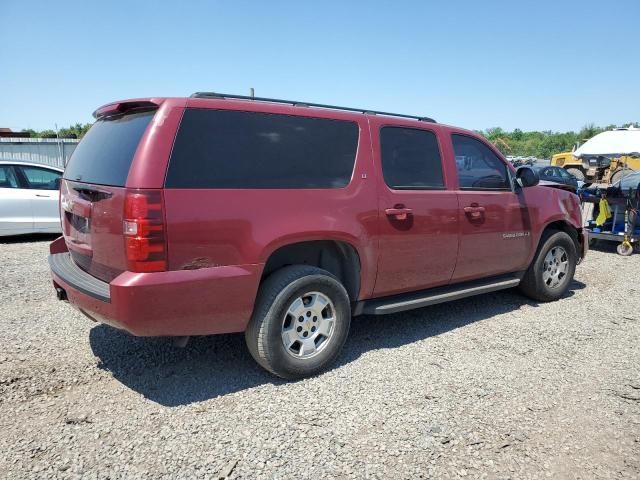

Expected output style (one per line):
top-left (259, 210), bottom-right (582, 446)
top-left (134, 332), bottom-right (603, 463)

top-left (55, 123), bottom-right (63, 168)
top-left (250, 88), bottom-right (255, 98)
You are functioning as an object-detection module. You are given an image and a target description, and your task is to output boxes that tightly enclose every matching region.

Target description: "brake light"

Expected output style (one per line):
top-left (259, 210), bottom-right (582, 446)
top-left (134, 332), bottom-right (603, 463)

top-left (59, 179), bottom-right (67, 221)
top-left (123, 190), bottom-right (167, 272)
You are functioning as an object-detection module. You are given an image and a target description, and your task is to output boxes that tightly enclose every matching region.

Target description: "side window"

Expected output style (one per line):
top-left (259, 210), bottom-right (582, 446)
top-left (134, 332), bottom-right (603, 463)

top-left (0, 166), bottom-right (19, 188)
top-left (558, 168), bottom-right (571, 179)
top-left (166, 109), bottom-right (359, 188)
top-left (18, 166), bottom-right (61, 190)
top-left (452, 134), bottom-right (510, 190)
top-left (380, 127), bottom-right (444, 189)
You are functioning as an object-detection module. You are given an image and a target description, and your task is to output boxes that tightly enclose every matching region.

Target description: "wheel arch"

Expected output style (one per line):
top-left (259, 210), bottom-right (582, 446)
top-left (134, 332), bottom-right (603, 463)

top-left (539, 220), bottom-right (582, 257)
top-left (260, 239), bottom-right (362, 301)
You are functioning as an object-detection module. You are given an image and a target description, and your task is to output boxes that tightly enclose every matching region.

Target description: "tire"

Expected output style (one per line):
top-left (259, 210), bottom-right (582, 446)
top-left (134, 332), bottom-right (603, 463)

top-left (519, 230), bottom-right (577, 302)
top-left (609, 168), bottom-right (634, 185)
top-left (245, 265), bottom-right (351, 379)
top-left (565, 167), bottom-right (585, 182)
top-left (617, 242), bottom-right (633, 256)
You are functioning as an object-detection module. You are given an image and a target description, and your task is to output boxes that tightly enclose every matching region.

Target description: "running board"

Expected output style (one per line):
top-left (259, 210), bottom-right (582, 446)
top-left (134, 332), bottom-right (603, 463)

top-left (357, 274), bottom-right (522, 315)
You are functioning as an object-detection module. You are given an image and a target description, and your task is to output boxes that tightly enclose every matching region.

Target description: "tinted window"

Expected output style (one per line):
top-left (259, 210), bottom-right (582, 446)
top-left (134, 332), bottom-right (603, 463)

top-left (18, 166), bottom-right (61, 190)
top-left (380, 127), bottom-right (444, 189)
top-left (166, 109), bottom-right (359, 188)
top-left (0, 166), bottom-right (18, 188)
top-left (64, 109), bottom-right (155, 186)
top-left (452, 135), bottom-right (510, 190)
top-left (558, 168), bottom-right (572, 179)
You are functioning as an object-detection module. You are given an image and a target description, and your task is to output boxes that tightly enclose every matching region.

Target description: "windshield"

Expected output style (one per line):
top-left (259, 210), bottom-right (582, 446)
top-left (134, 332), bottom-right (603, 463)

top-left (616, 171), bottom-right (640, 190)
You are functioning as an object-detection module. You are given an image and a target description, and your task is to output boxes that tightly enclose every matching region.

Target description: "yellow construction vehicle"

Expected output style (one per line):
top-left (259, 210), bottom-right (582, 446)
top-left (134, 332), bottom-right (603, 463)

top-left (551, 127), bottom-right (640, 184)
top-left (551, 152), bottom-right (640, 183)
top-left (550, 150), bottom-right (587, 180)
top-left (607, 156), bottom-right (640, 184)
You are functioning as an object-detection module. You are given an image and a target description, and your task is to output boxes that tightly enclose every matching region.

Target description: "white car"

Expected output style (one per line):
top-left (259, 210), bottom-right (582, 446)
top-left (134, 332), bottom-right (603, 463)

top-left (0, 161), bottom-right (63, 236)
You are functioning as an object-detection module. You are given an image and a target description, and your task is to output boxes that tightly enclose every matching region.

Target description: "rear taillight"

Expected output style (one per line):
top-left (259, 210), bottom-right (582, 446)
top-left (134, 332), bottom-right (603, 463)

top-left (123, 189), bottom-right (167, 272)
top-left (59, 180), bottom-right (66, 220)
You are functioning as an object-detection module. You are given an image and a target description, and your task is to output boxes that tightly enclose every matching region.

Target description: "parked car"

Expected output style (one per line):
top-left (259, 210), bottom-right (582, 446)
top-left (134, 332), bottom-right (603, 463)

top-left (48, 93), bottom-right (588, 379)
top-left (0, 161), bottom-right (63, 236)
top-left (532, 165), bottom-right (579, 192)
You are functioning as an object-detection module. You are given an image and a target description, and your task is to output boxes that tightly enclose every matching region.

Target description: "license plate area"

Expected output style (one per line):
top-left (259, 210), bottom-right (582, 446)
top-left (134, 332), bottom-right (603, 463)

top-left (68, 211), bottom-right (91, 234)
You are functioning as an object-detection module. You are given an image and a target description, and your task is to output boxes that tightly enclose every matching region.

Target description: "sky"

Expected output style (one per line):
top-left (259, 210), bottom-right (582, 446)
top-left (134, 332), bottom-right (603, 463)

top-left (1, 0), bottom-right (639, 133)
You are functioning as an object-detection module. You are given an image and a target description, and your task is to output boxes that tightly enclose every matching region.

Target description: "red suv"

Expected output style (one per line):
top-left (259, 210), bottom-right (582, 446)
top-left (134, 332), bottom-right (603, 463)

top-left (49, 93), bottom-right (587, 379)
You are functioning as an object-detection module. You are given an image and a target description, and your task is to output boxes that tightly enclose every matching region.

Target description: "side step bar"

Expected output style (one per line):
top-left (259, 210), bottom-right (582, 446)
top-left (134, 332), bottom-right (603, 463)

top-left (357, 274), bottom-right (522, 316)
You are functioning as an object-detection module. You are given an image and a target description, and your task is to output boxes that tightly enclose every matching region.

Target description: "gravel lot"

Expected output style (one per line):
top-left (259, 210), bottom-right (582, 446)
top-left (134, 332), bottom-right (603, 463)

top-left (1, 236), bottom-right (639, 479)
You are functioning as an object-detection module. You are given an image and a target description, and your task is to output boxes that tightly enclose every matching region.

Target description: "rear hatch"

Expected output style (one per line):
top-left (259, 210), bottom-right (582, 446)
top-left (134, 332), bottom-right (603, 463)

top-left (61, 108), bottom-right (157, 282)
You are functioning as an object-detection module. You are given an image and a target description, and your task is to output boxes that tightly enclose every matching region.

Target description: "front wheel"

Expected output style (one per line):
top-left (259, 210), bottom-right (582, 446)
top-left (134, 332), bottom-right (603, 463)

top-left (519, 230), bottom-right (577, 302)
top-left (565, 167), bottom-right (585, 182)
top-left (245, 265), bottom-right (351, 379)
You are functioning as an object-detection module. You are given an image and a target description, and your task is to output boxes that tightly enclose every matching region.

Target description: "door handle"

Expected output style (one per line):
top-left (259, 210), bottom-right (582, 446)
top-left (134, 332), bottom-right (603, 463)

top-left (35, 194), bottom-right (52, 198)
top-left (463, 205), bottom-right (485, 220)
top-left (385, 207), bottom-right (413, 221)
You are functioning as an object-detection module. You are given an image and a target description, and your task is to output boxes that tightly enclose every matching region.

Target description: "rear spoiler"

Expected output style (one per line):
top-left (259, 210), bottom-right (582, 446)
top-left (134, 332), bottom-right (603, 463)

top-left (92, 100), bottom-right (159, 119)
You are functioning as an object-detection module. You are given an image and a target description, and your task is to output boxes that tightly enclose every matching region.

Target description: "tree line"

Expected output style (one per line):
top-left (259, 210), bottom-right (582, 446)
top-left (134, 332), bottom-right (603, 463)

top-left (480, 123), bottom-right (639, 159)
top-left (20, 123), bottom-right (92, 140)
top-left (20, 121), bottom-right (638, 159)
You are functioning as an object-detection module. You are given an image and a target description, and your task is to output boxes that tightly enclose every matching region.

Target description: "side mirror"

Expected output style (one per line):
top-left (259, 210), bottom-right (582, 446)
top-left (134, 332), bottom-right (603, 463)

top-left (515, 166), bottom-right (539, 188)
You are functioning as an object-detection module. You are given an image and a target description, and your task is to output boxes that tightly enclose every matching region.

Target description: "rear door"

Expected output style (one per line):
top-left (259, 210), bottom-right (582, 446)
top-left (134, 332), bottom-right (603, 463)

top-left (371, 120), bottom-right (459, 297)
top-left (0, 165), bottom-right (32, 235)
top-left (450, 133), bottom-right (532, 282)
top-left (61, 108), bottom-right (157, 281)
top-left (14, 165), bottom-right (62, 232)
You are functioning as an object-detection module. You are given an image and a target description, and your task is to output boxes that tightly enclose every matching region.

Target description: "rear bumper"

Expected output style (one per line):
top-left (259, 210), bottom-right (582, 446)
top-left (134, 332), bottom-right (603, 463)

top-left (49, 251), bottom-right (263, 336)
top-left (49, 253), bottom-right (110, 302)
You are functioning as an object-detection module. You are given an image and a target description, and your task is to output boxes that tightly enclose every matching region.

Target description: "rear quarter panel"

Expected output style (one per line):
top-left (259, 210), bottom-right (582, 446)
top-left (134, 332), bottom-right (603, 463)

top-left (162, 103), bottom-right (379, 300)
top-left (126, 98), bottom-right (187, 189)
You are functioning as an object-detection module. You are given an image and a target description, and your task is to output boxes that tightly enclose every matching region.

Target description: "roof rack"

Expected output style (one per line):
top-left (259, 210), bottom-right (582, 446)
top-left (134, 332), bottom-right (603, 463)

top-left (190, 92), bottom-right (436, 123)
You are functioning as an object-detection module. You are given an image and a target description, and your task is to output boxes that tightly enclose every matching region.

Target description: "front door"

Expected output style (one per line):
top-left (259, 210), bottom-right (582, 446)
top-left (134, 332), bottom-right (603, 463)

top-left (372, 122), bottom-right (459, 297)
top-left (449, 133), bottom-right (532, 282)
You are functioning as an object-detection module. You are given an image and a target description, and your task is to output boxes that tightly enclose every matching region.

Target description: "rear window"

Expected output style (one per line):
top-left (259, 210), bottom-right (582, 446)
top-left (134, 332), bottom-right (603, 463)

top-left (165, 109), bottom-right (359, 188)
top-left (64, 109), bottom-right (155, 186)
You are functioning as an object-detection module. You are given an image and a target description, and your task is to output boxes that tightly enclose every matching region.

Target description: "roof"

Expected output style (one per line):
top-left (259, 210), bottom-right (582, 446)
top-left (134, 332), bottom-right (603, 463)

top-left (92, 95), bottom-right (487, 148)
top-left (0, 160), bottom-right (63, 172)
top-left (190, 92), bottom-right (437, 123)
top-left (0, 128), bottom-right (31, 138)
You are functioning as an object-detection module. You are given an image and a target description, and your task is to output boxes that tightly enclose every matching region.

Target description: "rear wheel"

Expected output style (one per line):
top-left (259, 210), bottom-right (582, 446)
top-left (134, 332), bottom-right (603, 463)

top-left (519, 230), bottom-right (577, 302)
top-left (245, 265), bottom-right (351, 379)
top-left (565, 167), bottom-right (585, 182)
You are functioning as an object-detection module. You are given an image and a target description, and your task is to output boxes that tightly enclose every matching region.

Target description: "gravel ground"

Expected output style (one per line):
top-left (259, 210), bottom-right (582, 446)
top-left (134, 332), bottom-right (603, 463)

top-left (1, 236), bottom-right (639, 479)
